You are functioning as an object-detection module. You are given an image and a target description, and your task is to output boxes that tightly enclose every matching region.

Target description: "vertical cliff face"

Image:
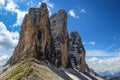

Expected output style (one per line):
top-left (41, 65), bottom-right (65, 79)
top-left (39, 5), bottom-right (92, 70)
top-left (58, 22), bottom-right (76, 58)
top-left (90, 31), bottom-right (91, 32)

top-left (7, 3), bottom-right (56, 65)
top-left (7, 3), bottom-right (69, 68)
top-left (68, 31), bottom-right (89, 72)
top-left (6, 3), bottom-right (96, 73)
top-left (0, 3), bottom-right (103, 80)
top-left (50, 10), bottom-right (69, 67)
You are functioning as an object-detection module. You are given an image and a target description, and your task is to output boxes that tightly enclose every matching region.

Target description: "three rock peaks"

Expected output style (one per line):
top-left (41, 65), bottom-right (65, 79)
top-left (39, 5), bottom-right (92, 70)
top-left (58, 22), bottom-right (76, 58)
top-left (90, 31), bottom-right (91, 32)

top-left (7, 3), bottom-right (96, 75)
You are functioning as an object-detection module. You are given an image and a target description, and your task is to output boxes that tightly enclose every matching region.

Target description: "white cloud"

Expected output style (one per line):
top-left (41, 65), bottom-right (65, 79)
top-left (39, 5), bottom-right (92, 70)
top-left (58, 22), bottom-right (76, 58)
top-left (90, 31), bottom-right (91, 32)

top-left (0, 0), bottom-right (5, 10)
top-left (5, 0), bottom-right (18, 12)
top-left (38, 0), bottom-right (54, 16)
top-left (0, 46), bottom-right (13, 67)
top-left (83, 41), bottom-right (96, 46)
top-left (80, 9), bottom-right (87, 14)
top-left (68, 9), bottom-right (79, 19)
top-left (4, 0), bottom-right (27, 27)
top-left (86, 49), bottom-right (120, 74)
top-left (4, 0), bottom-right (54, 27)
top-left (86, 54), bottom-right (120, 74)
top-left (0, 22), bottom-right (19, 49)
top-left (26, 0), bottom-right (38, 8)
top-left (42, 0), bottom-right (54, 8)
top-left (0, 0), bottom-right (5, 6)
top-left (0, 22), bottom-right (18, 65)
top-left (0, 55), bottom-right (9, 63)
top-left (89, 41), bottom-right (95, 45)
top-left (13, 9), bottom-right (27, 27)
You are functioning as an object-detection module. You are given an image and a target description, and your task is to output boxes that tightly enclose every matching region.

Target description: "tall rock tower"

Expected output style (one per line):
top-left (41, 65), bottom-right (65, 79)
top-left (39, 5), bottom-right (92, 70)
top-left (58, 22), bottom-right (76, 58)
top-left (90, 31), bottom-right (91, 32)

top-left (69, 31), bottom-right (89, 72)
top-left (50, 10), bottom-right (69, 67)
top-left (7, 3), bottom-right (56, 65)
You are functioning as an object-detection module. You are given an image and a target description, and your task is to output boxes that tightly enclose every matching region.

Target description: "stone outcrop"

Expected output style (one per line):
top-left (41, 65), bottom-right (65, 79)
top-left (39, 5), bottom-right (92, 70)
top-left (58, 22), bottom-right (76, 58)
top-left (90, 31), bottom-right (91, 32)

top-left (50, 10), bottom-right (69, 67)
top-left (2, 2), bottom-right (103, 80)
top-left (7, 3), bottom-right (56, 65)
top-left (6, 2), bottom-right (98, 74)
top-left (68, 31), bottom-right (89, 72)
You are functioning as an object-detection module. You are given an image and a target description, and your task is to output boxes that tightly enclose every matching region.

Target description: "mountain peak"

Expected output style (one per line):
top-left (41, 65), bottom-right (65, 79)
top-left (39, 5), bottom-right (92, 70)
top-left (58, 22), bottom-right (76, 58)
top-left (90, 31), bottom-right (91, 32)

top-left (7, 2), bottom-right (55, 65)
top-left (40, 3), bottom-right (48, 13)
top-left (1, 3), bottom-right (103, 80)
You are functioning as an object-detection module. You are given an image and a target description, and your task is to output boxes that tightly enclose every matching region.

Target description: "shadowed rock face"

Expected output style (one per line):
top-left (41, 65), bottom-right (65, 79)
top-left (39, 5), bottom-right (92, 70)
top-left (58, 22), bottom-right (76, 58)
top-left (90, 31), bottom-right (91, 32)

top-left (68, 31), bottom-right (89, 72)
top-left (50, 10), bottom-right (69, 67)
top-left (7, 3), bottom-right (56, 65)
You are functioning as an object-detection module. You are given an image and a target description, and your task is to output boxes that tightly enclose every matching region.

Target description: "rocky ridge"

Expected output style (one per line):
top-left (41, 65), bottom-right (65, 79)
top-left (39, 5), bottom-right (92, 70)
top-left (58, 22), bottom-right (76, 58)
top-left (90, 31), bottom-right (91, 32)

top-left (0, 3), bottom-right (103, 80)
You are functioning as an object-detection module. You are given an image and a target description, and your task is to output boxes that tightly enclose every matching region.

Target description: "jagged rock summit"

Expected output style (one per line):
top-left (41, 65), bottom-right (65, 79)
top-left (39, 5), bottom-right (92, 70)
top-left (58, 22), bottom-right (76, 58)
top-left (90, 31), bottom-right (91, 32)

top-left (7, 3), bottom-right (56, 66)
top-left (0, 3), bottom-right (103, 80)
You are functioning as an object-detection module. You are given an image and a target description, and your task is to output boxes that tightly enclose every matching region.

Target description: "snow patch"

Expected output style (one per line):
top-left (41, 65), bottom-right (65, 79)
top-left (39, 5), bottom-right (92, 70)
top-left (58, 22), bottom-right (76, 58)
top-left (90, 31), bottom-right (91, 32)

top-left (63, 69), bottom-right (80, 80)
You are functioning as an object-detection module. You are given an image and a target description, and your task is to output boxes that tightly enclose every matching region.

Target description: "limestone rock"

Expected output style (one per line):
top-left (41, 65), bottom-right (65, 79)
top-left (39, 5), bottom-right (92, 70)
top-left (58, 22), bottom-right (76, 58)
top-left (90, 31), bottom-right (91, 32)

top-left (68, 31), bottom-right (89, 72)
top-left (2, 3), bottom-right (103, 80)
top-left (50, 10), bottom-right (69, 67)
top-left (7, 3), bottom-right (56, 65)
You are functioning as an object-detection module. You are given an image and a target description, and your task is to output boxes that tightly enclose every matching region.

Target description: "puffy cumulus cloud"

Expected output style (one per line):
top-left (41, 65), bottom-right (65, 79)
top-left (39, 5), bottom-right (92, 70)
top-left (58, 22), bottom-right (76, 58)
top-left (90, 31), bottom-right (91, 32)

top-left (4, 0), bottom-right (54, 27)
top-left (38, 0), bottom-right (54, 16)
top-left (0, 22), bottom-right (19, 49)
top-left (86, 54), bottom-right (120, 74)
top-left (13, 9), bottom-right (27, 27)
top-left (80, 9), bottom-right (87, 14)
top-left (0, 0), bottom-right (5, 6)
top-left (0, 55), bottom-right (9, 63)
top-left (0, 46), bottom-right (13, 67)
top-left (0, 0), bottom-right (5, 9)
top-left (0, 55), bottom-right (9, 67)
top-left (86, 49), bottom-right (120, 74)
top-left (4, 0), bottom-right (27, 27)
top-left (5, 0), bottom-right (18, 12)
top-left (68, 9), bottom-right (79, 19)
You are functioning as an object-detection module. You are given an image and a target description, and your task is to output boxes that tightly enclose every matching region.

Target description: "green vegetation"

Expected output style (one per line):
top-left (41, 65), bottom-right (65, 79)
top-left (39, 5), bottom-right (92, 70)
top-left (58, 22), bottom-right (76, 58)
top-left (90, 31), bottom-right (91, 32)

top-left (5, 59), bottom-right (31, 80)
top-left (0, 59), bottom-right (63, 80)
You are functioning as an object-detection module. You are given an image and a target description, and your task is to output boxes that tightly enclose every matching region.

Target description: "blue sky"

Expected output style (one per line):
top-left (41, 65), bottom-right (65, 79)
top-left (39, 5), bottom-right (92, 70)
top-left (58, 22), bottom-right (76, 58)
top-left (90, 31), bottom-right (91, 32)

top-left (0, 0), bottom-right (120, 74)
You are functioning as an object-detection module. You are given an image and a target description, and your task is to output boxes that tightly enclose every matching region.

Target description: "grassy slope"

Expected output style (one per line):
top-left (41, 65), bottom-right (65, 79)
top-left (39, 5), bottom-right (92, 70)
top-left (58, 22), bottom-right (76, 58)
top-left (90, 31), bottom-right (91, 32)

top-left (0, 59), bottom-right (63, 80)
